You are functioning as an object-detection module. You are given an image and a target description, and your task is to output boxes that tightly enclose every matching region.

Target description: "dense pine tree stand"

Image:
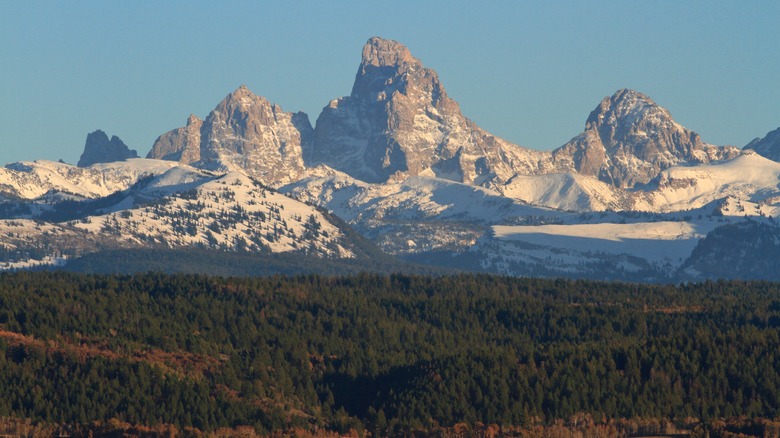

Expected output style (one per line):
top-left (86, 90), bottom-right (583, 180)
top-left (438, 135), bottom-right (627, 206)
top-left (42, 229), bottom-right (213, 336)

top-left (0, 271), bottom-right (779, 435)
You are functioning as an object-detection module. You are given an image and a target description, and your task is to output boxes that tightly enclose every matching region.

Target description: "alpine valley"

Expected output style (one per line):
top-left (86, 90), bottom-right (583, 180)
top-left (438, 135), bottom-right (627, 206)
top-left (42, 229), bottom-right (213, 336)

top-left (3, 37), bottom-right (780, 282)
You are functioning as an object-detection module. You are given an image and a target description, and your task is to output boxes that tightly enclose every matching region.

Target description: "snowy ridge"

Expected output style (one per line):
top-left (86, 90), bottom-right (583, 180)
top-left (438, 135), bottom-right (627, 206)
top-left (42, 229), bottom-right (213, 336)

top-left (282, 156), bottom-right (780, 280)
top-left (494, 152), bottom-right (780, 215)
top-left (500, 173), bottom-right (637, 212)
top-left (647, 151), bottom-right (780, 212)
top-left (0, 159), bottom-right (191, 200)
top-left (285, 169), bottom-right (565, 225)
top-left (0, 166), bottom-right (365, 270)
top-left (283, 171), bottom-right (569, 255)
top-left (68, 171), bottom-right (354, 258)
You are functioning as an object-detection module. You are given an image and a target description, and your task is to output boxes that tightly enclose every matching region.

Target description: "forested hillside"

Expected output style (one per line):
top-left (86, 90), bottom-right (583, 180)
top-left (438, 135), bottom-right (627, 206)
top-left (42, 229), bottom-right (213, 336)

top-left (0, 272), bottom-right (779, 436)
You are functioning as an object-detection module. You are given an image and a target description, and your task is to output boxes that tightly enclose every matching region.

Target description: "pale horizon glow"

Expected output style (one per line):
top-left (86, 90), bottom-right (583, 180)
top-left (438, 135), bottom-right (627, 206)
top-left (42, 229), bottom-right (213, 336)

top-left (1, 1), bottom-right (778, 166)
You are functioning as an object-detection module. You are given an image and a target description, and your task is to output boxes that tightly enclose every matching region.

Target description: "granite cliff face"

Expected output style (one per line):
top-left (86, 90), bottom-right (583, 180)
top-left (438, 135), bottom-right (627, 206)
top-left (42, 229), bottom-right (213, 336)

top-left (307, 37), bottom-right (547, 185)
top-left (147, 114), bottom-right (203, 164)
top-left (77, 130), bottom-right (138, 167)
top-left (551, 89), bottom-right (740, 188)
top-left (744, 127), bottom-right (780, 162)
top-left (148, 86), bottom-right (313, 187)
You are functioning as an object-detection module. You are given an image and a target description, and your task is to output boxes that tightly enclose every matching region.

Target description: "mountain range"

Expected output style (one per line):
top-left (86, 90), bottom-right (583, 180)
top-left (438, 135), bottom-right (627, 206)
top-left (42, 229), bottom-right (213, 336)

top-left (2, 36), bottom-right (779, 282)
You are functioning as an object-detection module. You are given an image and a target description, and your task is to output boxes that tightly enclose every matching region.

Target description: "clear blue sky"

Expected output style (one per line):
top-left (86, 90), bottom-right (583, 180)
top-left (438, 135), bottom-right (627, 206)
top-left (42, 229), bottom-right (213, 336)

top-left (1, 1), bottom-right (778, 165)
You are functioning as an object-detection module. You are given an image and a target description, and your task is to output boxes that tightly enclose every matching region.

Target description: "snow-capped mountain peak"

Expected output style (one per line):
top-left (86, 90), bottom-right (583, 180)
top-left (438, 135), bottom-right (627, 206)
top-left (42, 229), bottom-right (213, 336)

top-left (551, 88), bottom-right (740, 188)
top-left (586, 89), bottom-right (669, 130)
top-left (148, 85), bottom-right (313, 188)
top-left (308, 36), bottom-right (544, 186)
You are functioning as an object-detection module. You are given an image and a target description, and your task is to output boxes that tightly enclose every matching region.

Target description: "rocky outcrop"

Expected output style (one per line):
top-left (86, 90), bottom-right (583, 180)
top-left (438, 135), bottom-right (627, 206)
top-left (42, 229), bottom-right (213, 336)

top-left (147, 85), bottom-right (313, 187)
top-left (551, 89), bottom-right (740, 188)
top-left (307, 37), bottom-right (546, 185)
top-left (147, 114), bottom-right (203, 164)
top-left (744, 127), bottom-right (780, 162)
top-left (77, 130), bottom-right (138, 167)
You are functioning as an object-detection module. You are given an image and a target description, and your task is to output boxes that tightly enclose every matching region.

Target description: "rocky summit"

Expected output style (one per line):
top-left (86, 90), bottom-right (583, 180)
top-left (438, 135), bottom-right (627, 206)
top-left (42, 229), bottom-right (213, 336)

top-left (307, 37), bottom-right (547, 185)
top-left (551, 89), bottom-right (740, 188)
top-left (148, 85), bottom-right (313, 187)
top-left (77, 130), bottom-right (138, 167)
top-left (744, 126), bottom-right (780, 162)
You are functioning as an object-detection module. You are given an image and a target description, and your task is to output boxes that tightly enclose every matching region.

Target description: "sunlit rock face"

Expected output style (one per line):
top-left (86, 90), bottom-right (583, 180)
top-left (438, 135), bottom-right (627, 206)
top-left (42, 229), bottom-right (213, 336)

top-left (552, 89), bottom-right (739, 188)
top-left (308, 36), bottom-right (547, 186)
top-left (148, 85), bottom-right (313, 187)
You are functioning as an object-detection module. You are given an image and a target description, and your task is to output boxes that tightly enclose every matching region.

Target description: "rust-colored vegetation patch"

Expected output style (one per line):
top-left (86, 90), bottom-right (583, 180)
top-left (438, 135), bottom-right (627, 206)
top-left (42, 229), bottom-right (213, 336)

top-left (130, 347), bottom-right (222, 379)
top-left (650, 305), bottom-right (705, 314)
top-left (0, 329), bottom-right (220, 379)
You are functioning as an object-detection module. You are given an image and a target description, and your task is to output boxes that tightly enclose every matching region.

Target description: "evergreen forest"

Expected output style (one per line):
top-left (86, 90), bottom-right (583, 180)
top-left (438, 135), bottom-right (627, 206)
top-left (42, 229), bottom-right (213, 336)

top-left (0, 271), bottom-right (779, 436)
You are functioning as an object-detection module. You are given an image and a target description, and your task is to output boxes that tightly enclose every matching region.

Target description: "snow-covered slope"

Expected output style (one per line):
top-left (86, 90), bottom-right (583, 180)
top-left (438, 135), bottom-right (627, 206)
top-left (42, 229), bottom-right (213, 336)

top-left (495, 152), bottom-right (780, 215)
top-left (470, 215), bottom-right (753, 281)
top-left (0, 159), bottom-right (196, 200)
top-left (285, 171), bottom-right (564, 224)
top-left (500, 173), bottom-right (642, 212)
top-left (1, 147), bottom-right (776, 282)
top-left (646, 151), bottom-right (780, 212)
top-left (0, 165), bottom-right (374, 271)
top-left (492, 219), bottom-right (719, 266)
top-left (282, 170), bottom-right (570, 254)
top-left (66, 171), bottom-right (355, 258)
top-left (281, 161), bottom-right (780, 281)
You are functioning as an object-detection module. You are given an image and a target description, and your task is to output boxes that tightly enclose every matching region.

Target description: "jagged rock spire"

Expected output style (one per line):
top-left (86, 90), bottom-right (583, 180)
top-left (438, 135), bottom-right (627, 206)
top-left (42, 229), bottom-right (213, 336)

top-left (78, 130), bottom-right (138, 167)
top-left (308, 36), bottom-right (541, 185)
